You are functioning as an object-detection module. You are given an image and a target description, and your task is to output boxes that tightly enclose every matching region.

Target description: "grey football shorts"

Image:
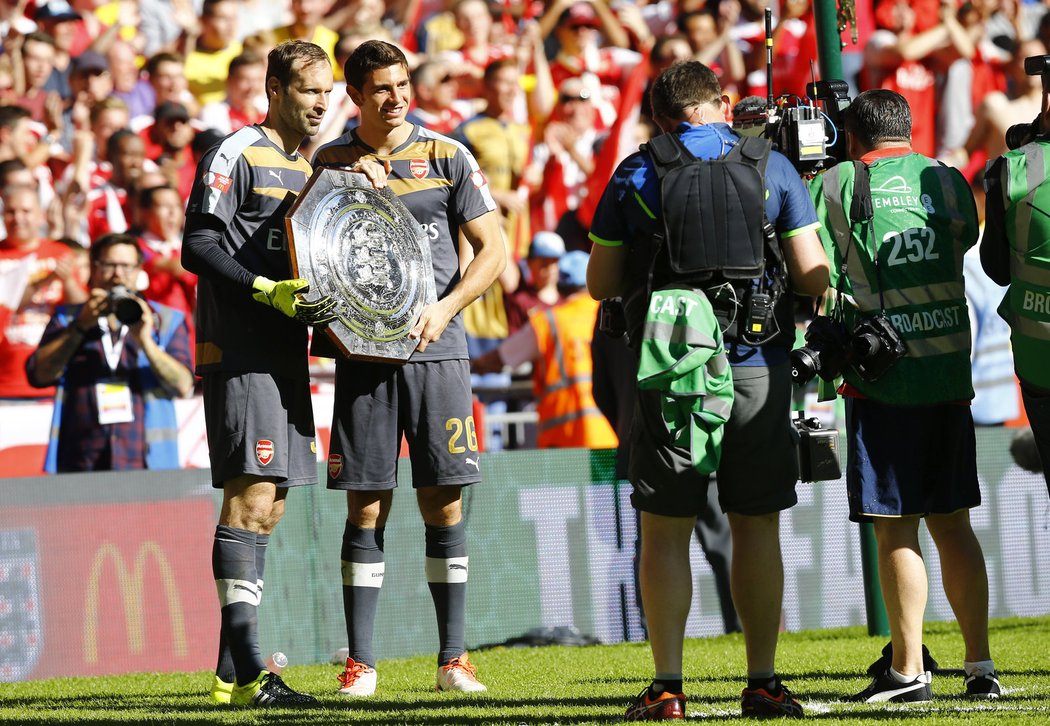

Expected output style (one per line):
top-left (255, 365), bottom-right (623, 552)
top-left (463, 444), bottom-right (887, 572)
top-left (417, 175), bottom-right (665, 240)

top-left (203, 371), bottom-right (319, 488)
top-left (327, 358), bottom-right (482, 490)
top-left (629, 362), bottom-right (799, 517)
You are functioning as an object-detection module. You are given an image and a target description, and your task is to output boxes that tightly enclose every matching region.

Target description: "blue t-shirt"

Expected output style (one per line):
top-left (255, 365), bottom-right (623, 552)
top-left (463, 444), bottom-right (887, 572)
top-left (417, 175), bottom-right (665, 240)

top-left (589, 122), bottom-right (820, 366)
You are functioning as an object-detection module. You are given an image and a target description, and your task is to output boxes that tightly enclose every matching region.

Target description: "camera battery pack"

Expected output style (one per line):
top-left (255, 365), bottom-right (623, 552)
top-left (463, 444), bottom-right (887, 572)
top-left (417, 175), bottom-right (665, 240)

top-left (744, 291), bottom-right (773, 337)
top-left (795, 415), bottom-right (842, 483)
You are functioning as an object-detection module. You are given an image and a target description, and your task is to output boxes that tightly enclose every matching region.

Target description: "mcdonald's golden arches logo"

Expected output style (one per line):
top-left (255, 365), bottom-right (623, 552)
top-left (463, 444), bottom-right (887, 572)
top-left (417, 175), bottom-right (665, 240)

top-left (82, 541), bottom-right (188, 664)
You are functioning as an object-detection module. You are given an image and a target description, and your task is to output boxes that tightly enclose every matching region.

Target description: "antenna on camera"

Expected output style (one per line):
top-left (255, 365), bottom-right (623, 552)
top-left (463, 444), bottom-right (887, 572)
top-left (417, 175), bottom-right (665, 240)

top-left (765, 7), bottom-right (774, 110)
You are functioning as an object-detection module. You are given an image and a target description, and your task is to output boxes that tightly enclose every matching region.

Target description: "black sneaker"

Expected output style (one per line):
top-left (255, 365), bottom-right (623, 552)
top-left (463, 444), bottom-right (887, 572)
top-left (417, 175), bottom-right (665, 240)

top-left (964, 671), bottom-right (1001, 699)
top-left (850, 669), bottom-right (932, 704)
top-left (231, 672), bottom-right (318, 707)
top-left (740, 679), bottom-right (804, 719)
top-left (866, 642), bottom-right (939, 678)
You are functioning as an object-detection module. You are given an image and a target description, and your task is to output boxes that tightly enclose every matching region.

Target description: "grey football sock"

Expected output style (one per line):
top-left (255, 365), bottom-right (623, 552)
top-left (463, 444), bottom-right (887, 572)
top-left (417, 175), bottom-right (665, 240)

top-left (425, 520), bottom-right (467, 666)
top-left (213, 525), bottom-right (266, 686)
top-left (341, 521), bottom-right (384, 668)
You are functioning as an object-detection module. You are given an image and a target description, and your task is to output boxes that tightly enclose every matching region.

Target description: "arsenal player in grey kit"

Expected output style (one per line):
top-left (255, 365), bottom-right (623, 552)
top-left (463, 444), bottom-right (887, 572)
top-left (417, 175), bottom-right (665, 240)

top-left (313, 39), bottom-right (505, 696)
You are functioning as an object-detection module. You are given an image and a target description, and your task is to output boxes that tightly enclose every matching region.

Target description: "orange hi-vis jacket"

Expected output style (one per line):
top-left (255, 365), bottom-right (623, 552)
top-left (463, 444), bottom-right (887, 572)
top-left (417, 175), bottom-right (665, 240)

top-left (530, 293), bottom-right (619, 449)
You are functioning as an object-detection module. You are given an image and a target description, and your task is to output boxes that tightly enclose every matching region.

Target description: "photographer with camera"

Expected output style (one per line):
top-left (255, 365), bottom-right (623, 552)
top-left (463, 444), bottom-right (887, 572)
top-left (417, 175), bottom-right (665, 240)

top-left (809, 89), bottom-right (1000, 703)
top-left (25, 233), bottom-right (194, 473)
top-left (981, 53), bottom-right (1050, 499)
top-left (588, 60), bottom-right (828, 720)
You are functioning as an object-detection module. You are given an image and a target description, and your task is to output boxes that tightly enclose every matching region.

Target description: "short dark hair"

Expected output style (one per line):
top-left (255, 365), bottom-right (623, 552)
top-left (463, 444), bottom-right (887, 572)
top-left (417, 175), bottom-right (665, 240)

top-left (650, 60), bottom-right (722, 120)
top-left (266, 40), bottom-right (330, 90)
top-left (90, 233), bottom-right (143, 265)
top-left (22, 30), bottom-right (56, 49)
top-left (843, 89), bottom-right (912, 149)
top-left (145, 51), bottom-right (183, 77)
top-left (0, 158), bottom-right (28, 184)
top-left (483, 58), bottom-right (517, 86)
top-left (344, 40), bottom-right (409, 92)
top-left (138, 184), bottom-right (177, 211)
top-left (202, 0), bottom-right (235, 18)
top-left (106, 128), bottom-right (139, 159)
top-left (0, 104), bottom-right (31, 132)
top-left (410, 60), bottom-right (443, 88)
top-left (229, 49), bottom-right (265, 77)
top-left (652, 33), bottom-right (689, 64)
top-left (677, 9), bottom-right (716, 35)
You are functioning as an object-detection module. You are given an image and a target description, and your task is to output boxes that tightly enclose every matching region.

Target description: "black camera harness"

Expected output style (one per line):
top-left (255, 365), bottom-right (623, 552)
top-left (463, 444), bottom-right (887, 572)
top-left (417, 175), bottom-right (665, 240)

top-left (641, 131), bottom-right (788, 346)
top-left (820, 160), bottom-right (893, 323)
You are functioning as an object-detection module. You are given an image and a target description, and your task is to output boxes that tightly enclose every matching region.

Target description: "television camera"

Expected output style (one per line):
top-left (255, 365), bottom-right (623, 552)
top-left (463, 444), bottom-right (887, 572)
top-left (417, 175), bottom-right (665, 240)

top-left (732, 8), bottom-right (852, 176)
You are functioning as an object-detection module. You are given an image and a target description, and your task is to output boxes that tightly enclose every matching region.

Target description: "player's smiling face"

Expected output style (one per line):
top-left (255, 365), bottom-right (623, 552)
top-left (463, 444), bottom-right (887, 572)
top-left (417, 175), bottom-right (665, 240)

top-left (278, 59), bottom-right (333, 139)
top-left (352, 63), bottom-right (412, 132)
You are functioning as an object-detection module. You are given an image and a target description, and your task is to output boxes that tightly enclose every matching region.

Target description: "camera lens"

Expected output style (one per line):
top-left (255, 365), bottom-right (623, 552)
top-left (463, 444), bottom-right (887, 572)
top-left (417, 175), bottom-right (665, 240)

top-left (108, 286), bottom-right (143, 325)
top-left (1005, 122), bottom-right (1033, 151)
top-left (851, 331), bottom-right (881, 359)
top-left (790, 347), bottom-right (820, 386)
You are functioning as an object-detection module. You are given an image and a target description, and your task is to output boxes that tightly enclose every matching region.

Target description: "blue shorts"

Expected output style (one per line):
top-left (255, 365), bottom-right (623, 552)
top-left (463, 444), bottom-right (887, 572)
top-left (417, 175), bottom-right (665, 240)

top-left (845, 397), bottom-right (980, 522)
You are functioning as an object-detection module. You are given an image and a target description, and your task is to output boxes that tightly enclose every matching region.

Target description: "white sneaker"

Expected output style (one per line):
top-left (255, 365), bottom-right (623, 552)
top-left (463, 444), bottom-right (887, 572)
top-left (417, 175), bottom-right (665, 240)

top-left (435, 653), bottom-right (487, 692)
top-left (336, 658), bottom-right (377, 696)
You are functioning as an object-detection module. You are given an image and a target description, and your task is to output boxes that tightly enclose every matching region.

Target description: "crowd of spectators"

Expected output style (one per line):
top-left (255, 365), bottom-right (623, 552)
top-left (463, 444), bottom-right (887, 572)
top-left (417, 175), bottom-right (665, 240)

top-left (0, 0), bottom-right (1042, 451)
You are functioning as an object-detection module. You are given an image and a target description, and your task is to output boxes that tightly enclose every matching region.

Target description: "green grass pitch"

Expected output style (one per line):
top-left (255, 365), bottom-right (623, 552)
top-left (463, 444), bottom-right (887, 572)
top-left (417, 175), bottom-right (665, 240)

top-left (1, 616), bottom-right (1048, 724)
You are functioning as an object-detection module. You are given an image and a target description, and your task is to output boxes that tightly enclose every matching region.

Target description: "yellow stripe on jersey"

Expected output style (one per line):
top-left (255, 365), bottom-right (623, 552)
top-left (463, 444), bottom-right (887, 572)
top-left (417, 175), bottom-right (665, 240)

top-left (196, 341), bottom-right (223, 366)
top-left (388, 141), bottom-right (458, 161)
top-left (389, 178), bottom-right (453, 195)
top-left (252, 186), bottom-right (298, 200)
top-left (315, 146), bottom-right (365, 166)
top-left (242, 145), bottom-right (313, 174)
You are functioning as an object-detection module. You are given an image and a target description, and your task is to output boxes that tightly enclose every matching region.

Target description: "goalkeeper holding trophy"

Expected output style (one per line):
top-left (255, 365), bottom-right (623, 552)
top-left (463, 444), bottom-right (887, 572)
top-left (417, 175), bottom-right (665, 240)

top-left (182, 40), bottom-right (382, 708)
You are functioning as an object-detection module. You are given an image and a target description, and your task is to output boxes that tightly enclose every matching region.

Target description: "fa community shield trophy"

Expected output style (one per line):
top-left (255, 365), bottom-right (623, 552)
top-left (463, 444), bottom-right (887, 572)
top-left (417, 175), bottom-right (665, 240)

top-left (286, 167), bottom-right (436, 363)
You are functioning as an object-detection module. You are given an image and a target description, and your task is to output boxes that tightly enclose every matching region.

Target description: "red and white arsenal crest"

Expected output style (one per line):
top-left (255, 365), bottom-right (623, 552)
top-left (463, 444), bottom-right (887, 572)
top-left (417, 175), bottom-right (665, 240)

top-left (328, 453), bottom-right (343, 479)
top-left (410, 158), bottom-right (428, 179)
top-left (256, 440), bottom-right (274, 466)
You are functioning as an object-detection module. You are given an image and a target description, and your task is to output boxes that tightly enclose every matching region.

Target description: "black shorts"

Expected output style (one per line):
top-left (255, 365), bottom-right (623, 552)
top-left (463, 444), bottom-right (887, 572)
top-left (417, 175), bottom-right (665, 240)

top-left (327, 359), bottom-right (482, 490)
top-left (202, 371), bottom-right (319, 488)
top-left (845, 397), bottom-right (979, 522)
top-left (629, 363), bottom-right (798, 517)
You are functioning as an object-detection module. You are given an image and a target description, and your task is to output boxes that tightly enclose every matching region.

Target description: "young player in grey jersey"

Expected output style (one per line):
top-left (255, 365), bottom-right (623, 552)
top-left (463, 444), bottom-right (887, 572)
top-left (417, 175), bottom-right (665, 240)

top-left (312, 39), bottom-right (505, 696)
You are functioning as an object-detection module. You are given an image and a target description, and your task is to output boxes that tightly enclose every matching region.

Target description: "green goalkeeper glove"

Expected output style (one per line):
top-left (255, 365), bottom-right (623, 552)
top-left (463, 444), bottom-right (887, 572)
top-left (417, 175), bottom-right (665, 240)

top-left (251, 277), bottom-right (338, 326)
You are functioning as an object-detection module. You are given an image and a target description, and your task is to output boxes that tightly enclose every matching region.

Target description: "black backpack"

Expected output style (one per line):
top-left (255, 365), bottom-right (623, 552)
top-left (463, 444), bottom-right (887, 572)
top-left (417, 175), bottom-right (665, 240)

top-left (636, 131), bottom-right (787, 345)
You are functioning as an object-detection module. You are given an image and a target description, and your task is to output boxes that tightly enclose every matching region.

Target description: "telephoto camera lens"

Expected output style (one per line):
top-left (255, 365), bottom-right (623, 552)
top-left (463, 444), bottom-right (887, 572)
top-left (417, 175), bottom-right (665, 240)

top-left (108, 285), bottom-right (143, 325)
top-left (789, 315), bottom-right (852, 385)
top-left (790, 347), bottom-right (822, 386)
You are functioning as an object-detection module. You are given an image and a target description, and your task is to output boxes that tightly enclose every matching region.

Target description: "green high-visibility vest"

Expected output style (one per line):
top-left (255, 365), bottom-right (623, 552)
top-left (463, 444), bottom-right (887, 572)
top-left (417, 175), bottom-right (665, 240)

top-left (810, 152), bottom-right (977, 405)
top-left (637, 286), bottom-right (734, 475)
top-left (992, 141), bottom-right (1050, 389)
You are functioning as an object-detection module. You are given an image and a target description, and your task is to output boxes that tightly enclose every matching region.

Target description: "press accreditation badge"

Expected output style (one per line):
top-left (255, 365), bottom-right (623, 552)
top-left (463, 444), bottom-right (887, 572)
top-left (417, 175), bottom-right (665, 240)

top-left (96, 380), bottom-right (134, 424)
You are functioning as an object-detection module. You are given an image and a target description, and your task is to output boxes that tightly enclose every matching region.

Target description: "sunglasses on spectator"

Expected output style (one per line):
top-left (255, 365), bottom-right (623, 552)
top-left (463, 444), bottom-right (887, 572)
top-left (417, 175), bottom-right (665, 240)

top-left (438, 74), bottom-right (455, 84)
top-left (559, 92), bottom-right (591, 103)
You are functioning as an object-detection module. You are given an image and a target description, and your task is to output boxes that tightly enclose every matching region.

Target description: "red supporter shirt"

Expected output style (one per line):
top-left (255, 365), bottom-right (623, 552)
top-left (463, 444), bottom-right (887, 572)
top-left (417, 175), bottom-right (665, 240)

top-left (0, 239), bottom-right (73, 398)
top-left (139, 231), bottom-right (196, 323)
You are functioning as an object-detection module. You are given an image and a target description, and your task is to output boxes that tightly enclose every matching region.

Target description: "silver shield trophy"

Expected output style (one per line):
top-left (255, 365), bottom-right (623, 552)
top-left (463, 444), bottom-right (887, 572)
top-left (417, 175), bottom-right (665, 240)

top-left (286, 167), bottom-right (436, 363)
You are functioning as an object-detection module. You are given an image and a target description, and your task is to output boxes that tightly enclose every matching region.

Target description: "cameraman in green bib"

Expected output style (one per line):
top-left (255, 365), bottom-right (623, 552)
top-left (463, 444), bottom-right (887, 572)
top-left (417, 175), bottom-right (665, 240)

top-left (981, 78), bottom-right (1050, 498)
top-left (809, 89), bottom-right (1000, 704)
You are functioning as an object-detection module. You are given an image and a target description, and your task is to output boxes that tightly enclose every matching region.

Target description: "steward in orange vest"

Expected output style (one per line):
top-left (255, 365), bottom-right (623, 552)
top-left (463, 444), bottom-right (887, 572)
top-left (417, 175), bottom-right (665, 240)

top-left (471, 251), bottom-right (618, 449)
